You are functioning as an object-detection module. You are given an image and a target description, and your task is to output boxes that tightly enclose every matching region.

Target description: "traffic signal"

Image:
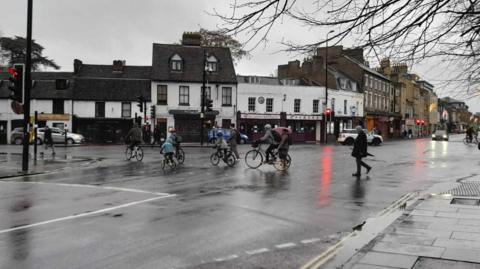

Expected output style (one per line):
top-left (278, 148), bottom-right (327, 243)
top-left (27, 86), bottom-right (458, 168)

top-left (150, 105), bottom-right (156, 120)
top-left (8, 64), bottom-right (24, 103)
top-left (416, 119), bottom-right (421, 125)
top-left (136, 95), bottom-right (145, 112)
top-left (206, 99), bottom-right (213, 112)
top-left (325, 108), bottom-right (332, 115)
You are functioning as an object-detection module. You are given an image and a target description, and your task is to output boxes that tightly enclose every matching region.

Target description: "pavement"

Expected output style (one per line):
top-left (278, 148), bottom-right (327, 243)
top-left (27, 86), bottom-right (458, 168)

top-left (310, 175), bottom-right (480, 269)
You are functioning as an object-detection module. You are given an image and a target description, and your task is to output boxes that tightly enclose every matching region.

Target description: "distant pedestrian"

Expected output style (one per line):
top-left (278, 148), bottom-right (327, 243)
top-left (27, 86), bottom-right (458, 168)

top-left (154, 126), bottom-right (161, 145)
top-left (408, 129), bottom-right (413, 139)
top-left (352, 126), bottom-right (371, 177)
top-left (229, 123), bottom-right (240, 159)
top-left (402, 130), bottom-right (407, 139)
top-left (43, 125), bottom-right (55, 155)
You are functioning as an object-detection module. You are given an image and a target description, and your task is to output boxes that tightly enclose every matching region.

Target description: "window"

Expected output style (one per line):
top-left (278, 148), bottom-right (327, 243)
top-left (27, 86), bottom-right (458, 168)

top-left (344, 100), bottom-right (347, 115)
top-left (248, 97), bottom-right (256, 112)
top-left (55, 79), bottom-right (69, 90)
top-left (331, 98), bottom-right (335, 112)
top-left (95, 102), bottom-right (105, 118)
top-left (157, 85), bottom-right (167, 105)
top-left (294, 99), bottom-right (301, 113)
top-left (52, 99), bottom-right (64, 114)
top-left (121, 102), bottom-right (131, 118)
top-left (222, 87), bottom-right (232, 106)
top-left (179, 86), bottom-right (189, 105)
top-left (170, 54), bottom-right (182, 71)
top-left (373, 94), bottom-right (376, 109)
top-left (364, 75), bottom-right (368, 87)
top-left (266, 98), bottom-right (273, 112)
top-left (313, 99), bottom-right (319, 113)
top-left (206, 55), bottom-right (218, 72)
top-left (368, 92), bottom-right (372, 107)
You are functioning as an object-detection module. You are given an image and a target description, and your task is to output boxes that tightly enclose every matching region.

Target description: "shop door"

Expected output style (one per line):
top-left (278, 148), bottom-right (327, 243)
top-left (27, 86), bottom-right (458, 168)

top-left (0, 121), bottom-right (7, 144)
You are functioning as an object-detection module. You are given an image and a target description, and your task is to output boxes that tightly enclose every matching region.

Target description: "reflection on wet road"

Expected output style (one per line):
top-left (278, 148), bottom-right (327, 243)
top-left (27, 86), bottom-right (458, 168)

top-left (0, 135), bottom-right (478, 269)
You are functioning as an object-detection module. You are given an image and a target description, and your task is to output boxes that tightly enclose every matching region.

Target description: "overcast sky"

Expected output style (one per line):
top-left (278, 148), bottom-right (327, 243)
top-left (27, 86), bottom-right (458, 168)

top-left (1, 0), bottom-right (479, 113)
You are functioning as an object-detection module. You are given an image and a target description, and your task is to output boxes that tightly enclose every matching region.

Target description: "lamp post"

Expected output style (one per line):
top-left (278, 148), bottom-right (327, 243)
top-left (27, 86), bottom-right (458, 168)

top-left (324, 30), bottom-right (334, 144)
top-left (200, 49), bottom-right (206, 146)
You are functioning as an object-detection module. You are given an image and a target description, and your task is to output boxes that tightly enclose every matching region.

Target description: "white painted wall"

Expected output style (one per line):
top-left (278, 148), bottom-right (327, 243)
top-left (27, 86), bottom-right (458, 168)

top-left (237, 83), bottom-right (326, 114)
top-left (328, 89), bottom-right (364, 117)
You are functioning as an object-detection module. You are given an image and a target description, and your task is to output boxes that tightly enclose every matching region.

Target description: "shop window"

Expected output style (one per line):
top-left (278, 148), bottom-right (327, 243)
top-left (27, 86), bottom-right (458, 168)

top-left (266, 98), bottom-right (273, 112)
top-left (248, 97), bottom-right (256, 112)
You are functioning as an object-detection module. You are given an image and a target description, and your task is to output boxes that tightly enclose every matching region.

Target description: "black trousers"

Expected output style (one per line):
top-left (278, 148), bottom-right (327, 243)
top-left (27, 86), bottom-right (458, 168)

top-left (356, 156), bottom-right (371, 174)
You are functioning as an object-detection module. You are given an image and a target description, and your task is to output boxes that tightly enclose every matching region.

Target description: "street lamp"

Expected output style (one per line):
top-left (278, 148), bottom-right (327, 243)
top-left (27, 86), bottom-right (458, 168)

top-left (324, 29), bottom-right (334, 144)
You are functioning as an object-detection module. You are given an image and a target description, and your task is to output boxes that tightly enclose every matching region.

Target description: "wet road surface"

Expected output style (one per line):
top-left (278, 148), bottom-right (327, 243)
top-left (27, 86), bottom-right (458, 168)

top-left (1, 135), bottom-right (479, 268)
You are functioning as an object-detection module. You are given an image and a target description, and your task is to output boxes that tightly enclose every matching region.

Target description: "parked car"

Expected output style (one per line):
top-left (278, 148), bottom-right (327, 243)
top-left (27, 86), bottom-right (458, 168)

top-left (37, 127), bottom-right (85, 144)
top-left (11, 127), bottom-right (85, 145)
top-left (432, 130), bottom-right (449, 141)
top-left (207, 128), bottom-right (249, 144)
top-left (337, 129), bottom-right (383, 146)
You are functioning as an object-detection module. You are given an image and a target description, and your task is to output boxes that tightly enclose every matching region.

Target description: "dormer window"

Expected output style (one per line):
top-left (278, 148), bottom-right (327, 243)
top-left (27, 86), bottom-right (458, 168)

top-left (206, 55), bottom-right (218, 72)
top-left (170, 54), bottom-right (183, 71)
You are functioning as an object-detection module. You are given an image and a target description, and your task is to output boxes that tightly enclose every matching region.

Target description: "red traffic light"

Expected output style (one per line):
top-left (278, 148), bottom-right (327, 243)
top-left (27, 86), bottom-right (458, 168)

top-left (325, 108), bottom-right (332, 114)
top-left (7, 67), bottom-right (18, 77)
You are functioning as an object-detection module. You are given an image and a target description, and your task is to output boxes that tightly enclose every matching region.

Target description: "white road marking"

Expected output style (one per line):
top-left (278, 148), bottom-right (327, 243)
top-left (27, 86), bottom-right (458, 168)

top-left (214, 254), bottom-right (239, 262)
top-left (0, 194), bottom-right (176, 235)
top-left (245, 248), bottom-right (269, 255)
top-left (0, 181), bottom-right (169, 196)
top-left (301, 238), bottom-right (321, 244)
top-left (275, 242), bottom-right (297, 249)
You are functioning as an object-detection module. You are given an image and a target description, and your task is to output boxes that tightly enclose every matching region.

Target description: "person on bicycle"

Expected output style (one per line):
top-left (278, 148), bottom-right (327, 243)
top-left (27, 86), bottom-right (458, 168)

top-left (277, 128), bottom-right (290, 167)
top-left (160, 136), bottom-right (175, 163)
top-left (126, 123), bottom-right (142, 150)
top-left (214, 131), bottom-right (229, 160)
top-left (254, 124), bottom-right (278, 164)
top-left (168, 127), bottom-right (181, 156)
top-left (466, 126), bottom-right (474, 143)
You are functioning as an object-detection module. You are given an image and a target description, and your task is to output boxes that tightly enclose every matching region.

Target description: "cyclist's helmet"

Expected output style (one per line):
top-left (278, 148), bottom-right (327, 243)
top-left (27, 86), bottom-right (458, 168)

top-left (216, 131), bottom-right (224, 137)
top-left (264, 124), bottom-right (272, 130)
top-left (168, 127), bottom-right (176, 133)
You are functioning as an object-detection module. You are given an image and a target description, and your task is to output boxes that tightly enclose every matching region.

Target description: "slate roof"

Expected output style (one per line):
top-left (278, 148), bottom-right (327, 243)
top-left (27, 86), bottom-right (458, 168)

top-left (344, 55), bottom-right (390, 80)
top-left (152, 44), bottom-right (237, 84)
top-left (76, 64), bottom-right (152, 79)
top-left (73, 78), bottom-right (151, 101)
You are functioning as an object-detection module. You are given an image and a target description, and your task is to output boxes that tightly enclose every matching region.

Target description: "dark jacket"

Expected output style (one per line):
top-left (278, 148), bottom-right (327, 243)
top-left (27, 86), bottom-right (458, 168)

top-left (44, 128), bottom-right (53, 144)
top-left (352, 131), bottom-right (368, 158)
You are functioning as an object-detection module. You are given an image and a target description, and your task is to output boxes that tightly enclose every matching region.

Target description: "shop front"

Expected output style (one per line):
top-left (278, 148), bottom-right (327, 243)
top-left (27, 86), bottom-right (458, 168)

top-left (170, 110), bottom-right (218, 142)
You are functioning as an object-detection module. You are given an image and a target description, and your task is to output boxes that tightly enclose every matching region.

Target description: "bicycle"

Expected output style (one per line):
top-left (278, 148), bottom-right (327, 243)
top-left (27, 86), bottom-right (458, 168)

top-left (161, 153), bottom-right (177, 171)
top-left (245, 143), bottom-right (291, 171)
top-left (125, 145), bottom-right (144, 161)
top-left (175, 146), bottom-right (185, 164)
top-left (463, 135), bottom-right (479, 145)
top-left (210, 147), bottom-right (236, 167)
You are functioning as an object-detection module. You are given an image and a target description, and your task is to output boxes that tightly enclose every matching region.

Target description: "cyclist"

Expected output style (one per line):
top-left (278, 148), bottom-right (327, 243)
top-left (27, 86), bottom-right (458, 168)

top-left (168, 127), bottom-right (181, 156)
top-left (160, 136), bottom-right (175, 163)
top-left (254, 124), bottom-right (278, 164)
top-left (214, 131), bottom-right (229, 160)
top-left (277, 128), bottom-right (290, 168)
top-left (126, 123), bottom-right (142, 150)
top-left (466, 126), bottom-right (474, 143)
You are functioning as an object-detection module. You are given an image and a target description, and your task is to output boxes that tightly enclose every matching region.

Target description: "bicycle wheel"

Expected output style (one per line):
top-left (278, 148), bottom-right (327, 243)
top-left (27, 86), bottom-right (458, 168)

top-left (245, 149), bottom-right (263, 169)
top-left (176, 148), bottom-right (185, 164)
top-left (210, 153), bottom-right (220, 166)
top-left (225, 153), bottom-right (236, 167)
top-left (273, 154), bottom-right (291, 171)
top-left (125, 147), bottom-right (132, 160)
top-left (135, 147), bottom-right (144, 161)
top-left (167, 158), bottom-right (176, 170)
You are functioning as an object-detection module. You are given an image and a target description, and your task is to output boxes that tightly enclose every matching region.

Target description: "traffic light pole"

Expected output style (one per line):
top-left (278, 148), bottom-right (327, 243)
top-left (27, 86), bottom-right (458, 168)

top-left (22, 0), bottom-right (33, 172)
top-left (200, 49), bottom-right (206, 147)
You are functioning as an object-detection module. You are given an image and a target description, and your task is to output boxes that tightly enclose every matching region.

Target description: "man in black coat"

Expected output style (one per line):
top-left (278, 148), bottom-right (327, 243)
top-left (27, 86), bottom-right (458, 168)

top-left (352, 126), bottom-right (371, 177)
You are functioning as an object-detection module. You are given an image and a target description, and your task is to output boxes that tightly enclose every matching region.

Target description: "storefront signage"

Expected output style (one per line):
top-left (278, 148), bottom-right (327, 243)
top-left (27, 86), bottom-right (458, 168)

top-left (37, 113), bottom-right (71, 121)
top-left (241, 113), bottom-right (280, 119)
top-left (287, 114), bottom-right (322, 120)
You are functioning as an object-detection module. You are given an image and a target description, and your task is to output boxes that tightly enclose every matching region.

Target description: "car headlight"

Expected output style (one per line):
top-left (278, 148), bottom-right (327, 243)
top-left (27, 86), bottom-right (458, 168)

top-left (432, 134), bottom-right (436, 138)
top-left (443, 135), bottom-right (447, 138)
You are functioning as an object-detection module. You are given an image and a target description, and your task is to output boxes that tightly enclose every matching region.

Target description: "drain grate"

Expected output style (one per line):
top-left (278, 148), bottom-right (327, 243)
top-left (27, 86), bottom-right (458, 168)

top-left (451, 198), bottom-right (480, 205)
top-left (442, 182), bottom-right (480, 197)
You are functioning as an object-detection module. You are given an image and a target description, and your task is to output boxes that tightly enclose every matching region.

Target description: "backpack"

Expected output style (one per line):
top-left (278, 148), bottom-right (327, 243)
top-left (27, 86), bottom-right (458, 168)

top-left (271, 130), bottom-right (282, 143)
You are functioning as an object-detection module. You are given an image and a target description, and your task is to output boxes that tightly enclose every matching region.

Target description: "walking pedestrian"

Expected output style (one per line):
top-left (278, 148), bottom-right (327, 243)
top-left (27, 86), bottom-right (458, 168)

top-left (352, 126), bottom-right (371, 177)
top-left (43, 125), bottom-right (55, 155)
top-left (229, 123), bottom-right (240, 160)
top-left (408, 129), bottom-right (413, 139)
